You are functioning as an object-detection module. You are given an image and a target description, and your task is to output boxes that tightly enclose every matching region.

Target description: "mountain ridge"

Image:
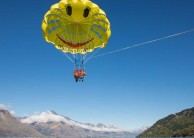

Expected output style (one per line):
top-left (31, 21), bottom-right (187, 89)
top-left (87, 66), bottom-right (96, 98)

top-left (0, 109), bottom-right (45, 137)
top-left (21, 110), bottom-right (134, 138)
top-left (21, 110), bottom-right (127, 132)
top-left (138, 107), bottom-right (194, 137)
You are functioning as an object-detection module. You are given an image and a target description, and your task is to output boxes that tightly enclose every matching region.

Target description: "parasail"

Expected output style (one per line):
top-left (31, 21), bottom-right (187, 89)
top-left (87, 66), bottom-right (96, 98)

top-left (42, 0), bottom-right (111, 81)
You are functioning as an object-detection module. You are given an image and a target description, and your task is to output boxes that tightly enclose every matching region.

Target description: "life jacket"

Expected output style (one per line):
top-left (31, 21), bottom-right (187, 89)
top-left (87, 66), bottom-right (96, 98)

top-left (79, 69), bottom-right (86, 76)
top-left (74, 69), bottom-right (79, 77)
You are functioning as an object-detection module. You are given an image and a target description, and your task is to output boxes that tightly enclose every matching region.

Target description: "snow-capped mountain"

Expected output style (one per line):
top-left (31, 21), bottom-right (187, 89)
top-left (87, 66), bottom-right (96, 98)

top-left (21, 111), bottom-right (134, 138)
top-left (21, 111), bottom-right (126, 132)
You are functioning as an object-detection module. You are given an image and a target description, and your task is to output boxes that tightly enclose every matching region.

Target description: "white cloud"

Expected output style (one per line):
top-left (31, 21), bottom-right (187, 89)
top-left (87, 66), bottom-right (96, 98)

top-left (0, 103), bottom-right (15, 115)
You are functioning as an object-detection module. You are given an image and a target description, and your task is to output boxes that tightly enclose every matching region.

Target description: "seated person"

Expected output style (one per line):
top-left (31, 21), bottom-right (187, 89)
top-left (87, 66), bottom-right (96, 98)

top-left (73, 69), bottom-right (80, 82)
top-left (79, 69), bottom-right (86, 81)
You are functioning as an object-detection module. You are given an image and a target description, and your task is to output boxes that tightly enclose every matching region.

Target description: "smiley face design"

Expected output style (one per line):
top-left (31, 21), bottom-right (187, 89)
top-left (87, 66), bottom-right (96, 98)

top-left (42, 0), bottom-right (111, 54)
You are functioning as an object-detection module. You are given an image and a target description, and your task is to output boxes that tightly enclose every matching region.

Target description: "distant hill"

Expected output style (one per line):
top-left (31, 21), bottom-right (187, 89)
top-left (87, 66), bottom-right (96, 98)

top-left (21, 111), bottom-right (134, 138)
top-left (138, 107), bottom-right (194, 137)
top-left (0, 109), bottom-right (45, 137)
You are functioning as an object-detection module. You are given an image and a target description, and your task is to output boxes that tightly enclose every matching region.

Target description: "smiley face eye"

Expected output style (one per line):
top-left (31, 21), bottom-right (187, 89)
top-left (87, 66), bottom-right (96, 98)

top-left (83, 7), bottom-right (90, 18)
top-left (66, 4), bottom-right (72, 16)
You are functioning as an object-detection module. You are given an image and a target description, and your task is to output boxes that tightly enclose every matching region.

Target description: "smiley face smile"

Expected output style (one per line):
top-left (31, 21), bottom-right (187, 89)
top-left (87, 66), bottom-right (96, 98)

top-left (57, 34), bottom-right (94, 48)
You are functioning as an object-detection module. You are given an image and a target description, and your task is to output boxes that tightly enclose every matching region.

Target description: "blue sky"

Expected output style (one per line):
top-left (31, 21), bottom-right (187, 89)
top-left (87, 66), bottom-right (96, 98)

top-left (0, 0), bottom-right (194, 130)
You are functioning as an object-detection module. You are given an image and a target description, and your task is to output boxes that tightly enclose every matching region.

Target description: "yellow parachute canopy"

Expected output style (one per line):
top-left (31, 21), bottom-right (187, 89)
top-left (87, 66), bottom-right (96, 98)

top-left (42, 0), bottom-right (111, 54)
